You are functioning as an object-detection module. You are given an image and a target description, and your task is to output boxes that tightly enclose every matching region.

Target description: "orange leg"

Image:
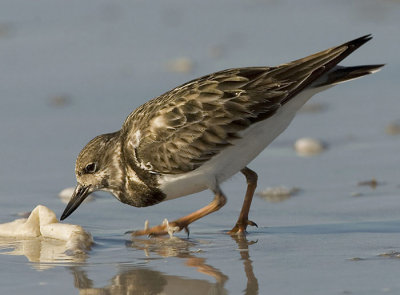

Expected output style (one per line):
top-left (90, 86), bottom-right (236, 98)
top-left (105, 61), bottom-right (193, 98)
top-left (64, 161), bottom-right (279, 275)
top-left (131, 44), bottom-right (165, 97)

top-left (229, 167), bottom-right (258, 234)
top-left (132, 189), bottom-right (227, 237)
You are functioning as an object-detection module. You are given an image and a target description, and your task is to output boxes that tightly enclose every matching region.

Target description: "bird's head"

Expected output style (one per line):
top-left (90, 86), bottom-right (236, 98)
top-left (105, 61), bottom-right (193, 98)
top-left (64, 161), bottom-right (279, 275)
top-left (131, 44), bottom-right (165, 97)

top-left (60, 131), bottom-right (122, 220)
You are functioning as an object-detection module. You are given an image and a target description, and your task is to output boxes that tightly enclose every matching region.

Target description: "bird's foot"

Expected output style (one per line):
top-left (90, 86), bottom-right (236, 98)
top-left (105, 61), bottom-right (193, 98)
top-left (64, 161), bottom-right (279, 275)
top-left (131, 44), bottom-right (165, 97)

top-left (132, 219), bottom-right (189, 237)
top-left (228, 219), bottom-right (258, 235)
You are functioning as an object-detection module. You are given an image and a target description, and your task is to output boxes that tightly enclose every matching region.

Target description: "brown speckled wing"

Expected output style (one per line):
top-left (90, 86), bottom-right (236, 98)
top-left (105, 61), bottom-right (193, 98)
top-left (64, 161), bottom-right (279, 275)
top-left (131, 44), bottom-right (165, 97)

top-left (122, 68), bottom-right (284, 174)
top-left (122, 35), bottom-right (372, 174)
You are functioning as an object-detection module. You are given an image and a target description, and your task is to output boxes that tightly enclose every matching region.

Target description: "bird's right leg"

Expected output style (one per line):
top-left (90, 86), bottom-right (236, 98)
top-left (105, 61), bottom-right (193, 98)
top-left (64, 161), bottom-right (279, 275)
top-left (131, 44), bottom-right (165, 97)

top-left (229, 167), bottom-right (258, 234)
top-left (132, 189), bottom-right (227, 237)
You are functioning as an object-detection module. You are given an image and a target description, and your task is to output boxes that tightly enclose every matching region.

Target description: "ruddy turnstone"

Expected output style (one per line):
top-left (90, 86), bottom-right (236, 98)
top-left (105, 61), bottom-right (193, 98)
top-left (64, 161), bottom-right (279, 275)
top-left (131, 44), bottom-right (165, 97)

top-left (60, 35), bottom-right (383, 236)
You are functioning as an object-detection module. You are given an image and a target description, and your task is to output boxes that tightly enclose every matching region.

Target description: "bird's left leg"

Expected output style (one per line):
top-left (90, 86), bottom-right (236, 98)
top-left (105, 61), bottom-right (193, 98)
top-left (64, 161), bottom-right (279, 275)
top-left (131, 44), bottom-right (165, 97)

top-left (132, 189), bottom-right (227, 237)
top-left (229, 167), bottom-right (258, 234)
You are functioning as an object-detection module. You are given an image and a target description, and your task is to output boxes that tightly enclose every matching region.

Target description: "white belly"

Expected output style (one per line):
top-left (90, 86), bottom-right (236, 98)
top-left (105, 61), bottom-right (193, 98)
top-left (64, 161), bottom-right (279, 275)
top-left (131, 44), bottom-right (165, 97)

top-left (159, 86), bottom-right (328, 200)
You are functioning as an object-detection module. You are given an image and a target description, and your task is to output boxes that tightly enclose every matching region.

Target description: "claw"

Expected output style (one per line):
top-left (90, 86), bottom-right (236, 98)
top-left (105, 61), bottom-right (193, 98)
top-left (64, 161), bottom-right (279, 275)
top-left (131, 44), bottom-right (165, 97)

top-left (247, 220), bottom-right (258, 228)
top-left (229, 218), bottom-right (259, 235)
top-left (184, 226), bottom-right (190, 238)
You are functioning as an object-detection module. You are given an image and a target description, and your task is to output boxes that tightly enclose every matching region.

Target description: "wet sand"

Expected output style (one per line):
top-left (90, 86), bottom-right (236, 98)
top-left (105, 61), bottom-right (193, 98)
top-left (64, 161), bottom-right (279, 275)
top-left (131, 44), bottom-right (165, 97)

top-left (0, 0), bottom-right (399, 294)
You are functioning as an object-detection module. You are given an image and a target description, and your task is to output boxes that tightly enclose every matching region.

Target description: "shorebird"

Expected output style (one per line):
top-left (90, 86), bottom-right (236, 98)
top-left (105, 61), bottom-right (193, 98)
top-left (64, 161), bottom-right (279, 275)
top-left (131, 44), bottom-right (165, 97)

top-left (60, 35), bottom-right (383, 236)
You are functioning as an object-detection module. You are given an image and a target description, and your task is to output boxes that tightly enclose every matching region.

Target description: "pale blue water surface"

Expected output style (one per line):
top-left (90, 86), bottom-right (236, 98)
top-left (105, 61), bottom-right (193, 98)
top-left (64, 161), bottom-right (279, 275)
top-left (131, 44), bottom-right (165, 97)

top-left (0, 1), bottom-right (400, 294)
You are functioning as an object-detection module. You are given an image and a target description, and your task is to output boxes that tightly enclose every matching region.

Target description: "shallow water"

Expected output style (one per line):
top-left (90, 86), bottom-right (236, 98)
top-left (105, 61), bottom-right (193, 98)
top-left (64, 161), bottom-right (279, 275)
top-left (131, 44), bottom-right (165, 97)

top-left (1, 0), bottom-right (399, 294)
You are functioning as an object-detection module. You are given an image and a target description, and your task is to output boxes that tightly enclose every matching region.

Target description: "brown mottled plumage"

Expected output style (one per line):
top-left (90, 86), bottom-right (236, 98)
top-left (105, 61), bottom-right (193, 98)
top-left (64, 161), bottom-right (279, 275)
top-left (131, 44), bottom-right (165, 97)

top-left (61, 35), bottom-right (383, 236)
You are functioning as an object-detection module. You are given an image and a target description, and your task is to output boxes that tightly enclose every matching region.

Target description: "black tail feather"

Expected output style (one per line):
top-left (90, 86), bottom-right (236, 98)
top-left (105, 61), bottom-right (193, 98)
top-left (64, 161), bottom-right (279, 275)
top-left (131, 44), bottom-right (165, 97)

top-left (280, 35), bottom-right (381, 104)
top-left (314, 64), bottom-right (384, 87)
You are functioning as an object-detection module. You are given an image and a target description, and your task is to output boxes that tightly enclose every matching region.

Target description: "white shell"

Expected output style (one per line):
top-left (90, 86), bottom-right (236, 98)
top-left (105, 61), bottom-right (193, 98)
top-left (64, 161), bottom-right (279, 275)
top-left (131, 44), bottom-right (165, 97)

top-left (294, 137), bottom-right (325, 156)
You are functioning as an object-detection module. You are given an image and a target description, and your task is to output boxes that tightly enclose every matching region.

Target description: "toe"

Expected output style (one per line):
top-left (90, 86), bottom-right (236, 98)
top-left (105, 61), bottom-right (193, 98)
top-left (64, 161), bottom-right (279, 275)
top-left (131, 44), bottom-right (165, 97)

top-left (183, 226), bottom-right (190, 237)
top-left (247, 220), bottom-right (258, 227)
top-left (132, 229), bottom-right (146, 237)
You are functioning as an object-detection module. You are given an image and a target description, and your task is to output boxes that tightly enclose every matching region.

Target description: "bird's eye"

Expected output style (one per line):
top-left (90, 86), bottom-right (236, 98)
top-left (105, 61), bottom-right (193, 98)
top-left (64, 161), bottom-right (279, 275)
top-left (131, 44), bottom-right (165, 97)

top-left (84, 162), bottom-right (97, 174)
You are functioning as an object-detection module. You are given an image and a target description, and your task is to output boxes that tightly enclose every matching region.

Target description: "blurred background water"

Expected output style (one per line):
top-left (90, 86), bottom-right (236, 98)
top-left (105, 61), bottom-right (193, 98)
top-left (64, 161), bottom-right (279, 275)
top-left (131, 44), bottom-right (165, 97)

top-left (0, 0), bottom-right (399, 294)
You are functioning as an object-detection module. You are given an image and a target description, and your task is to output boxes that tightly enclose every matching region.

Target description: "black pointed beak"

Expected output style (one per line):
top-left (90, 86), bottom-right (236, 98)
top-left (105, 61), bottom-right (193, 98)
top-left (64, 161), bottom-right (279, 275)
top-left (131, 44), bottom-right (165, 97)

top-left (60, 184), bottom-right (91, 220)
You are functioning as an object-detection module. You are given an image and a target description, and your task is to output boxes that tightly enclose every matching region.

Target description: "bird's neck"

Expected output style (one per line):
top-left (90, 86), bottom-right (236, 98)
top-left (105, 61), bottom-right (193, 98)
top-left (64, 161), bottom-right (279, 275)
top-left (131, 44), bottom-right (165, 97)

top-left (116, 141), bottom-right (166, 207)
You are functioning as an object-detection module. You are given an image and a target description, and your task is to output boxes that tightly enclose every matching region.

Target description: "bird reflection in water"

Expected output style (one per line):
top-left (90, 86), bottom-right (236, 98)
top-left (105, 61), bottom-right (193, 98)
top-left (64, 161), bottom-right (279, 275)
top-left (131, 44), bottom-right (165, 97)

top-left (129, 236), bottom-right (228, 286)
top-left (69, 235), bottom-right (259, 295)
top-left (231, 235), bottom-right (259, 295)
